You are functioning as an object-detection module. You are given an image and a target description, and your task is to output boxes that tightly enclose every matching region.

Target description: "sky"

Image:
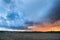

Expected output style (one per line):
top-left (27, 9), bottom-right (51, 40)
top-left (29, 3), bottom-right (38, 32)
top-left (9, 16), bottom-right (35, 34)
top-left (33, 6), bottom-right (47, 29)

top-left (0, 0), bottom-right (60, 31)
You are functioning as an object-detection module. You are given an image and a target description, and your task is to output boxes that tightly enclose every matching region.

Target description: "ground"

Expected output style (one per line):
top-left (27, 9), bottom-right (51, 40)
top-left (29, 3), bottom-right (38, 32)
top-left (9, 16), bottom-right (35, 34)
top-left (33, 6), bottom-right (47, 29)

top-left (0, 32), bottom-right (60, 40)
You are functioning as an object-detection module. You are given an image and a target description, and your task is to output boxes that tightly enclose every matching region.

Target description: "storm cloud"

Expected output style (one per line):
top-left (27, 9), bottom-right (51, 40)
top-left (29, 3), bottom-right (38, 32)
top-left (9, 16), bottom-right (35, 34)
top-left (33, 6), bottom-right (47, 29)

top-left (0, 0), bottom-right (60, 30)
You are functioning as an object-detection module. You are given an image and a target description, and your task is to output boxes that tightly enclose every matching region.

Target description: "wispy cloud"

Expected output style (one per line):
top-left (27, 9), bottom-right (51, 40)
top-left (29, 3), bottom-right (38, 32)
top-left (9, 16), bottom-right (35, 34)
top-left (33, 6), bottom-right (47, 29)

top-left (28, 21), bottom-right (60, 32)
top-left (0, 27), bottom-right (31, 31)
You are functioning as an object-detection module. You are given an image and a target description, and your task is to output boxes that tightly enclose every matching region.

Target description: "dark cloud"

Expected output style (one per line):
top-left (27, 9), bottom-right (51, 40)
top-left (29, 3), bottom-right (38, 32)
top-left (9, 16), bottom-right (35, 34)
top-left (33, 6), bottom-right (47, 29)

top-left (6, 12), bottom-right (19, 20)
top-left (8, 26), bottom-right (28, 30)
top-left (48, 1), bottom-right (60, 22)
top-left (3, 0), bottom-right (12, 4)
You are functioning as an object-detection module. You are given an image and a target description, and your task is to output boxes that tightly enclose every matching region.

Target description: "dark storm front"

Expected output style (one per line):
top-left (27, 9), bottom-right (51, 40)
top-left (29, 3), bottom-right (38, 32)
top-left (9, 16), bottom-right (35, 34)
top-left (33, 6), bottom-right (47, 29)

top-left (0, 0), bottom-right (60, 29)
top-left (0, 32), bottom-right (60, 40)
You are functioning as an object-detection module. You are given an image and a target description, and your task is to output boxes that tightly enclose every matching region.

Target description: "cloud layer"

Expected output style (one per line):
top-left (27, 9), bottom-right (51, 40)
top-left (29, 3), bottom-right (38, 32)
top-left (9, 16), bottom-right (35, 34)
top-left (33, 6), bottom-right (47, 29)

top-left (0, 0), bottom-right (60, 30)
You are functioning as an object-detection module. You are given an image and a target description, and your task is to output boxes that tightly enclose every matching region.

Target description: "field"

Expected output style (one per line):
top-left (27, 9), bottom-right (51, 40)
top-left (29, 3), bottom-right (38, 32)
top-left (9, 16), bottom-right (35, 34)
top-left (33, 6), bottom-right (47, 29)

top-left (0, 32), bottom-right (60, 40)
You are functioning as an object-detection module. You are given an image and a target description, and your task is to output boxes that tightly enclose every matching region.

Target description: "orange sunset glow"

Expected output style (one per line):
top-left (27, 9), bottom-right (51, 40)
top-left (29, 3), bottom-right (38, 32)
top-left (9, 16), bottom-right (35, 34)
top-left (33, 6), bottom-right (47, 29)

top-left (28, 21), bottom-right (60, 32)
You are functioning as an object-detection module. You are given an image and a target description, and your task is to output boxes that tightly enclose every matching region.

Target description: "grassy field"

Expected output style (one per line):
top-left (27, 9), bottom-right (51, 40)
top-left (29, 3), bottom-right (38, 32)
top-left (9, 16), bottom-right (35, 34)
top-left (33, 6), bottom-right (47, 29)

top-left (0, 32), bottom-right (60, 40)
